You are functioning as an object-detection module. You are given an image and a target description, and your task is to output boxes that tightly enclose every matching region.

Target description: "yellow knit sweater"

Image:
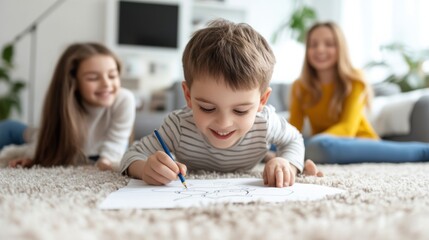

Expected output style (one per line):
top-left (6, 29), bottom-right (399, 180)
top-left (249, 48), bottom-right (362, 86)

top-left (288, 80), bottom-right (378, 139)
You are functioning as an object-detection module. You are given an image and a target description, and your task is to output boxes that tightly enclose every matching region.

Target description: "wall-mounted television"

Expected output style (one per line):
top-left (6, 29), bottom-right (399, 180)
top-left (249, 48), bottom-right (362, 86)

top-left (106, 0), bottom-right (191, 60)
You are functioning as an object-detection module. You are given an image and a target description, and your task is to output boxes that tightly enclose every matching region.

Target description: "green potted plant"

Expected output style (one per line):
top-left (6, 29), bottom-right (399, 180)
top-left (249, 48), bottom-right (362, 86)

top-left (365, 43), bottom-right (429, 92)
top-left (0, 44), bottom-right (26, 120)
top-left (271, 1), bottom-right (317, 44)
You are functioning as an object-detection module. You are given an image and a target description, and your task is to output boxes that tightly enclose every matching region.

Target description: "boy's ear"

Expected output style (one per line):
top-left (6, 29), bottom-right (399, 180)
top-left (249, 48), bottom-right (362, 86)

top-left (258, 87), bottom-right (272, 111)
top-left (182, 81), bottom-right (192, 108)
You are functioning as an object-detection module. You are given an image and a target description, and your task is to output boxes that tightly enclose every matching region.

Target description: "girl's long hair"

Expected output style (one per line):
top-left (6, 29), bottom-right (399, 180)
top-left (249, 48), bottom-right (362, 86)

top-left (34, 43), bottom-right (121, 167)
top-left (297, 22), bottom-right (371, 120)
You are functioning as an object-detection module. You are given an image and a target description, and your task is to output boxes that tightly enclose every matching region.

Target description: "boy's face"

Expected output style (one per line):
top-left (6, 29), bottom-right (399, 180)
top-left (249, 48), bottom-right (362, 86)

top-left (182, 76), bottom-right (271, 149)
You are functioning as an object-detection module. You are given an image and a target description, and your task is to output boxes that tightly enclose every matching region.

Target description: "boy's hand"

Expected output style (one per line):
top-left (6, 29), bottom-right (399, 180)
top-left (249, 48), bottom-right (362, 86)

top-left (140, 151), bottom-right (187, 185)
top-left (263, 157), bottom-right (297, 188)
top-left (8, 158), bottom-right (33, 168)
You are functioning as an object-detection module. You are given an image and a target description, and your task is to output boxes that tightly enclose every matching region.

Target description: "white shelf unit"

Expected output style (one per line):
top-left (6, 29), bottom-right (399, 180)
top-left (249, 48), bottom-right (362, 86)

top-left (192, 1), bottom-right (248, 32)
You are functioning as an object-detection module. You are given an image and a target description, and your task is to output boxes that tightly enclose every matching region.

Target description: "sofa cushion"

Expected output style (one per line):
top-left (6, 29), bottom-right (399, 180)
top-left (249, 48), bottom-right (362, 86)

top-left (371, 89), bottom-right (429, 138)
top-left (267, 83), bottom-right (290, 112)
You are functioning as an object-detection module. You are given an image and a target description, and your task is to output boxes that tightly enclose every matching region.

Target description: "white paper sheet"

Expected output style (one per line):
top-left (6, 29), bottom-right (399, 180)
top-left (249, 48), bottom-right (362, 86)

top-left (99, 178), bottom-right (345, 209)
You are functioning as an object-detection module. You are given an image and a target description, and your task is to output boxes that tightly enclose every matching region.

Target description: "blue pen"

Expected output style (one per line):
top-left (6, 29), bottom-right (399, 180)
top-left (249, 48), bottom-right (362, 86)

top-left (154, 129), bottom-right (188, 189)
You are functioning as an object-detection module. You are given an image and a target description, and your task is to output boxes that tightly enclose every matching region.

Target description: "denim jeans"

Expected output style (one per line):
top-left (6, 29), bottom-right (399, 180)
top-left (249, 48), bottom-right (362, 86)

top-left (0, 120), bottom-right (28, 150)
top-left (305, 134), bottom-right (429, 164)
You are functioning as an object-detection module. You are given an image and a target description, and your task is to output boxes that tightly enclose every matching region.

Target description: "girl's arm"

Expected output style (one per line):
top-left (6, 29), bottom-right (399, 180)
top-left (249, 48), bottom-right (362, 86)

top-left (288, 81), bottom-right (305, 131)
top-left (5, 131), bottom-right (37, 168)
top-left (99, 89), bottom-right (136, 169)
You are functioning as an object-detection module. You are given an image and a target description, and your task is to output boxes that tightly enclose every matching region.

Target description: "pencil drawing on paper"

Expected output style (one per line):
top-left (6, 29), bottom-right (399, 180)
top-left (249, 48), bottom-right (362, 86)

top-left (98, 178), bottom-right (346, 209)
top-left (152, 183), bottom-right (294, 201)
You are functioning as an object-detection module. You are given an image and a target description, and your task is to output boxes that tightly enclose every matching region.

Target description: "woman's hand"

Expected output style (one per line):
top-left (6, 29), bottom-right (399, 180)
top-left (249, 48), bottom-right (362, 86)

top-left (263, 157), bottom-right (297, 188)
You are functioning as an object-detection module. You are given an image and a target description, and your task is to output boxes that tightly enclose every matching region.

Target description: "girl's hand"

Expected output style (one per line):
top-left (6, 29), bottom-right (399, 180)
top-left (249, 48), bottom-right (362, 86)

top-left (95, 157), bottom-right (114, 171)
top-left (263, 157), bottom-right (297, 188)
top-left (140, 151), bottom-right (187, 185)
top-left (8, 158), bottom-right (33, 168)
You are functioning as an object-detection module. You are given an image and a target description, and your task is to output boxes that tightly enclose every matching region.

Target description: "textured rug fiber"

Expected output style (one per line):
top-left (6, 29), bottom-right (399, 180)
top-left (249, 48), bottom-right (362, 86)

top-left (1, 163), bottom-right (429, 240)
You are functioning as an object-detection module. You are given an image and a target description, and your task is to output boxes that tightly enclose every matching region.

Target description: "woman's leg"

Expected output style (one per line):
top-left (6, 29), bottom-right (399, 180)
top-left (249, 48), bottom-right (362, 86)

top-left (0, 120), bottom-right (28, 150)
top-left (305, 134), bottom-right (429, 164)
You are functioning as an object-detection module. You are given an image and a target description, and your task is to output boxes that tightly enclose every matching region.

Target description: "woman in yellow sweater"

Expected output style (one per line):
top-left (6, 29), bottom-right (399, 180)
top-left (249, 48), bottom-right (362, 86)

top-left (289, 22), bottom-right (429, 167)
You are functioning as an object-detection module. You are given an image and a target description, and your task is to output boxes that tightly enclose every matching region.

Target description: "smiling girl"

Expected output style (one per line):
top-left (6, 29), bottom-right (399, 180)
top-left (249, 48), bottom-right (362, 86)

top-left (4, 43), bottom-right (135, 171)
top-left (289, 22), bottom-right (429, 170)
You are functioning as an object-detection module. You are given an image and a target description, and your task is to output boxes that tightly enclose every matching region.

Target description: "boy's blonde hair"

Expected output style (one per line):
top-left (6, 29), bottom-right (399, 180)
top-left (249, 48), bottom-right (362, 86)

top-left (182, 19), bottom-right (275, 93)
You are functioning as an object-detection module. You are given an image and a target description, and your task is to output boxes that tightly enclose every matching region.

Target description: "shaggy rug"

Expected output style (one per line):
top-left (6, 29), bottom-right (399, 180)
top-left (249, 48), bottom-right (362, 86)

top-left (1, 163), bottom-right (429, 240)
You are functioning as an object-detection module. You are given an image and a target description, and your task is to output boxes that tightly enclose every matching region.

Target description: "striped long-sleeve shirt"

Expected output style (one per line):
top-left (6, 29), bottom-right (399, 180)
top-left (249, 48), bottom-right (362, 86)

top-left (120, 105), bottom-right (304, 174)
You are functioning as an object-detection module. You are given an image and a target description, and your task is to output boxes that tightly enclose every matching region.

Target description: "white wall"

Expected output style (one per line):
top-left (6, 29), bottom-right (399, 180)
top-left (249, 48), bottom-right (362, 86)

top-left (238, 0), bottom-right (297, 83)
top-left (0, 0), bottom-right (296, 126)
top-left (0, 0), bottom-right (106, 126)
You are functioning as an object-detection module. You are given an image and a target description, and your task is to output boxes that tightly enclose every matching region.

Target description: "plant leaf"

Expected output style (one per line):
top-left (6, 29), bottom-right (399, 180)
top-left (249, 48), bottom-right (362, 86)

top-left (0, 97), bottom-right (12, 120)
top-left (271, 4), bottom-right (317, 44)
top-left (2, 44), bottom-right (14, 66)
top-left (11, 81), bottom-right (26, 93)
top-left (0, 43), bottom-right (25, 119)
top-left (0, 67), bottom-right (10, 81)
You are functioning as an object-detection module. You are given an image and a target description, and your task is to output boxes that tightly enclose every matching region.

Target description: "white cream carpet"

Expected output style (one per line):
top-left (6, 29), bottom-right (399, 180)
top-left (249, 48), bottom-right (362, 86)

top-left (1, 163), bottom-right (429, 240)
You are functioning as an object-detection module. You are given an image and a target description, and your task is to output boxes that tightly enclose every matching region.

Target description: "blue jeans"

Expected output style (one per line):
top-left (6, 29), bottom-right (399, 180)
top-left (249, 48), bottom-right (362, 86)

top-left (0, 120), bottom-right (28, 150)
top-left (305, 134), bottom-right (429, 164)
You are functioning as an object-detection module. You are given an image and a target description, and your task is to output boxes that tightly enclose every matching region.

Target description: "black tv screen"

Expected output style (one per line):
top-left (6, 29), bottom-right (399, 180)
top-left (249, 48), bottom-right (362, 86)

top-left (118, 1), bottom-right (179, 49)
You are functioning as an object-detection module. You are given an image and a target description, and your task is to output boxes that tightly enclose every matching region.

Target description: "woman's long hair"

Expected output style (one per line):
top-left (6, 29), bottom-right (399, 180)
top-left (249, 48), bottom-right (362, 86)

top-left (297, 22), bottom-right (371, 120)
top-left (34, 43), bottom-right (121, 167)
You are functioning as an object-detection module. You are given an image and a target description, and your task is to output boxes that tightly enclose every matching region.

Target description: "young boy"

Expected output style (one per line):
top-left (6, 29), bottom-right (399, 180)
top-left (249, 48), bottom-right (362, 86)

top-left (120, 19), bottom-right (305, 188)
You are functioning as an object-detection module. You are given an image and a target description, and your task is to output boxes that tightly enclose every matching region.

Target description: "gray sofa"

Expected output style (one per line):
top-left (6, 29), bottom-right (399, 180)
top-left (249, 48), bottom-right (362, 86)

top-left (134, 81), bottom-right (429, 143)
